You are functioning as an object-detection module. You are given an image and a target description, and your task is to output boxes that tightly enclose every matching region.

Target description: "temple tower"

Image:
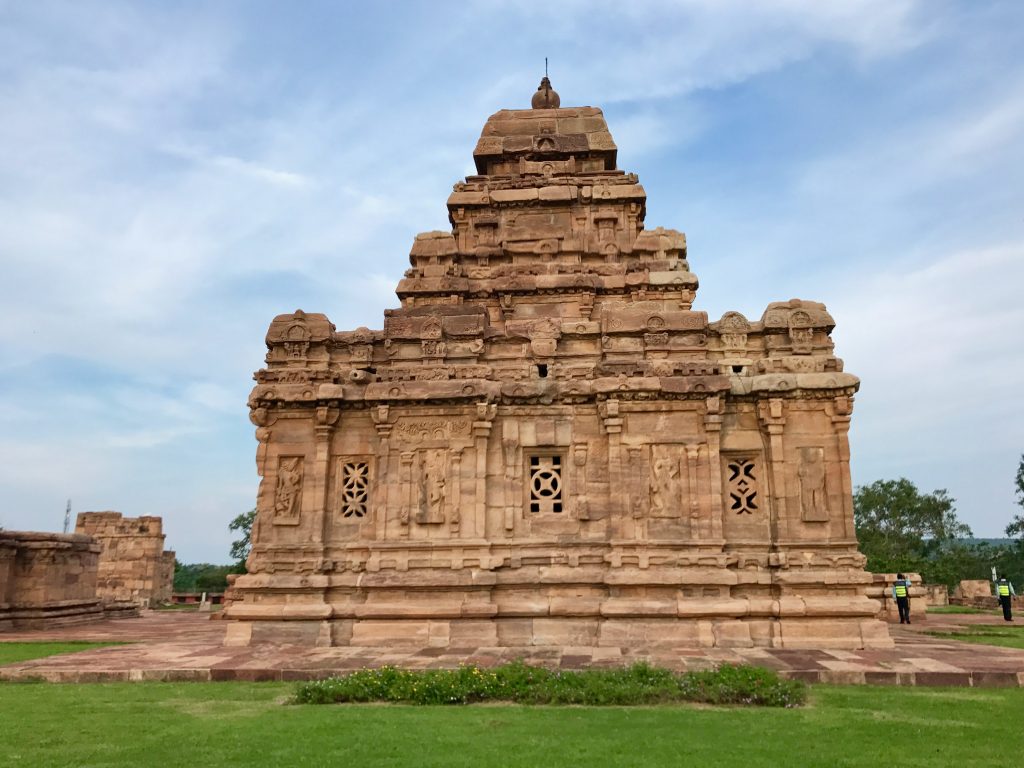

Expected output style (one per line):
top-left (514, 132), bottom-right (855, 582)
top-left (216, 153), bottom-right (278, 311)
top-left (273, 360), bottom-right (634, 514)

top-left (224, 80), bottom-right (890, 650)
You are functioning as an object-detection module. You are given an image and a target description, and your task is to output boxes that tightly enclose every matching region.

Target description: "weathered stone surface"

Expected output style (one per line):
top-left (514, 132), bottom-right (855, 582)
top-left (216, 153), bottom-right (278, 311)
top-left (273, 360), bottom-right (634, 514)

top-left (75, 512), bottom-right (175, 607)
top-left (225, 81), bottom-right (890, 650)
top-left (955, 579), bottom-right (993, 599)
top-left (0, 531), bottom-right (105, 630)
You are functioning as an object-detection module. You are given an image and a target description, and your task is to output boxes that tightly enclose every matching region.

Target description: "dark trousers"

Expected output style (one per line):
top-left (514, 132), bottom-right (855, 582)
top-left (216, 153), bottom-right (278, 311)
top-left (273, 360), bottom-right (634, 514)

top-left (1000, 596), bottom-right (1013, 621)
top-left (896, 596), bottom-right (911, 624)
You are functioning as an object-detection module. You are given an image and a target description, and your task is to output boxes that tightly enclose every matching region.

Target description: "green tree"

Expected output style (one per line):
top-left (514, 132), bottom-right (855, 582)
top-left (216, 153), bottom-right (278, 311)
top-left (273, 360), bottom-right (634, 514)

top-left (854, 478), bottom-right (972, 575)
top-left (229, 508), bottom-right (256, 567)
top-left (1005, 454), bottom-right (1024, 541)
top-left (173, 562), bottom-right (235, 592)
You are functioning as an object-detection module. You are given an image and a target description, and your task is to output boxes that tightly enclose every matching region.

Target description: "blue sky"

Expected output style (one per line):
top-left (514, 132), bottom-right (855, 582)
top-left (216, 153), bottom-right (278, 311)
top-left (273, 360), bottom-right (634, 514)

top-left (1, 1), bottom-right (1021, 562)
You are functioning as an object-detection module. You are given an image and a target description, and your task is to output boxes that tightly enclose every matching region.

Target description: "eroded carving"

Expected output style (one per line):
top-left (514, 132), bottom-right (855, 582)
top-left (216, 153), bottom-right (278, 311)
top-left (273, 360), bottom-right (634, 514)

top-left (416, 449), bottom-right (447, 524)
top-left (274, 457), bottom-right (304, 523)
top-left (649, 446), bottom-right (681, 518)
top-left (393, 418), bottom-right (471, 443)
top-left (799, 446), bottom-right (828, 521)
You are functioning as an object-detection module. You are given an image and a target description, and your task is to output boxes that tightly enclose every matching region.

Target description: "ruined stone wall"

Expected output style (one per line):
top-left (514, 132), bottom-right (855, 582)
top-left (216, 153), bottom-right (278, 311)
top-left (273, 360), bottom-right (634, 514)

top-left (75, 512), bottom-right (174, 606)
top-left (0, 531), bottom-right (104, 630)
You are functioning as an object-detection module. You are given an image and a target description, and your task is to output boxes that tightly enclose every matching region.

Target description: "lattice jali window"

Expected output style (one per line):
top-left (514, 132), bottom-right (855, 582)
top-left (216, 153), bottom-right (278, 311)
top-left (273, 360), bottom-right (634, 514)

top-left (528, 455), bottom-right (563, 514)
top-left (340, 461), bottom-right (370, 518)
top-left (726, 457), bottom-right (758, 515)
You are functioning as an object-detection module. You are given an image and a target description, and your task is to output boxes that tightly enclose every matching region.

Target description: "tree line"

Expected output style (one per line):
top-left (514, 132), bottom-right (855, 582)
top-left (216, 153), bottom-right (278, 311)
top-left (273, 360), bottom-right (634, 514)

top-left (854, 454), bottom-right (1024, 587)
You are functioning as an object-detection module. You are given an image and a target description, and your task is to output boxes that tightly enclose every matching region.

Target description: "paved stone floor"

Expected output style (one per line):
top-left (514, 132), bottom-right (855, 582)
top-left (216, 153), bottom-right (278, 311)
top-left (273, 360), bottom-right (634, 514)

top-left (1, 610), bottom-right (1022, 686)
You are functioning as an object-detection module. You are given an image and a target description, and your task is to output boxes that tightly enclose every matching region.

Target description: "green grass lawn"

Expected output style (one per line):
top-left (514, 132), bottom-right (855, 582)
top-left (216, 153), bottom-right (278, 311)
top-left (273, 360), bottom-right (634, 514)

top-left (927, 605), bottom-right (996, 615)
top-left (927, 623), bottom-right (1024, 649)
top-left (1, 682), bottom-right (1022, 767)
top-left (0, 642), bottom-right (122, 665)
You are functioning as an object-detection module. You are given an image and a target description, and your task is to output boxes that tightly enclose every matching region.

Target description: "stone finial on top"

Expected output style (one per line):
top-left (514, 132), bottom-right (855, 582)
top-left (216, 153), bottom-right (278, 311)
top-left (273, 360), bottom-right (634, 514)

top-left (531, 76), bottom-right (560, 109)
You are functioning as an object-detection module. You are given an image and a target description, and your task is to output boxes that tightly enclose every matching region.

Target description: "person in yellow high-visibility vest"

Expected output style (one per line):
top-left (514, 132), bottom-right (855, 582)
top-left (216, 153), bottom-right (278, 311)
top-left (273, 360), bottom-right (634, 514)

top-left (892, 573), bottom-right (912, 624)
top-left (995, 576), bottom-right (1016, 622)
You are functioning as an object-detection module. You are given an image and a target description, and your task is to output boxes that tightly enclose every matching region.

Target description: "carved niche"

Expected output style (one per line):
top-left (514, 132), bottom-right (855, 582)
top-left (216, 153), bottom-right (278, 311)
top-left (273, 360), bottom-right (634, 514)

top-left (649, 445), bottom-right (682, 518)
top-left (718, 311), bottom-right (750, 354)
top-left (283, 318), bottom-right (311, 360)
top-left (788, 310), bottom-right (814, 355)
top-left (416, 448), bottom-right (447, 524)
top-left (798, 446), bottom-right (829, 522)
top-left (273, 456), bottom-right (304, 525)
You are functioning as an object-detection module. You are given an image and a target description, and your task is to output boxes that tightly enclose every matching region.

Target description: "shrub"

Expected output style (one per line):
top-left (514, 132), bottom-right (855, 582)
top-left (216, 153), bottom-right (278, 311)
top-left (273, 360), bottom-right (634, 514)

top-left (678, 663), bottom-right (806, 707)
top-left (293, 661), bottom-right (806, 708)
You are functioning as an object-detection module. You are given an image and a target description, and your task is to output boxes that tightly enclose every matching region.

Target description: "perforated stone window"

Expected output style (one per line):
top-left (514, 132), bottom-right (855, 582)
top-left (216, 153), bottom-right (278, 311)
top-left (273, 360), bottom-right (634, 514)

top-left (340, 461), bottom-right (370, 518)
top-left (528, 455), bottom-right (563, 513)
top-left (726, 457), bottom-right (758, 514)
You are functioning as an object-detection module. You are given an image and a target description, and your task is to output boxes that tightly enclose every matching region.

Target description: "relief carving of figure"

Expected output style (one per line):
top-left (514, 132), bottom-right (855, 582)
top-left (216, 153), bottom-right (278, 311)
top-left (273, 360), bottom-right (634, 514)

top-left (416, 450), bottom-right (446, 524)
top-left (274, 457), bottom-right (304, 520)
top-left (798, 447), bottom-right (828, 521)
top-left (649, 448), bottom-right (681, 518)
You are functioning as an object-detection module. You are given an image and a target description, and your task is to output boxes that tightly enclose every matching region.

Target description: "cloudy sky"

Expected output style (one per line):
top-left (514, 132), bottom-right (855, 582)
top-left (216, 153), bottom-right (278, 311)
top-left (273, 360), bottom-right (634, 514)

top-left (1, 1), bottom-right (1021, 562)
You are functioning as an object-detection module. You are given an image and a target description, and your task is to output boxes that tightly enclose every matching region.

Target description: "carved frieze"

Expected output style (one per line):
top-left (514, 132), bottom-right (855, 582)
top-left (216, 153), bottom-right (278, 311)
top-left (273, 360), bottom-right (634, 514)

top-left (393, 417), bottom-right (472, 443)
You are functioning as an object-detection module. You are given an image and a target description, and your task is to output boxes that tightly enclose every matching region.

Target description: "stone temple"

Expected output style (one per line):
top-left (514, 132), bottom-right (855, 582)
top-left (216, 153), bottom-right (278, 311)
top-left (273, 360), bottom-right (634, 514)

top-left (224, 78), bottom-right (891, 650)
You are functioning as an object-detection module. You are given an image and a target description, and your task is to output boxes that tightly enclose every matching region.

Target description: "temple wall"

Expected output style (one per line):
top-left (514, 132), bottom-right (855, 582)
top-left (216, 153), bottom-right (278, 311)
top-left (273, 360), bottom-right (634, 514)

top-left (0, 531), bottom-right (105, 630)
top-left (75, 512), bottom-right (175, 606)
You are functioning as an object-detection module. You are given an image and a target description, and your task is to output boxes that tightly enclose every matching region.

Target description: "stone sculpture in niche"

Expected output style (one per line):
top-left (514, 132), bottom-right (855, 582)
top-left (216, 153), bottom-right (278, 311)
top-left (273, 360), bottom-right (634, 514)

top-left (788, 310), bottom-right (814, 354)
top-left (718, 311), bottom-right (750, 353)
top-left (799, 446), bottom-right (829, 521)
top-left (273, 457), bottom-right (303, 523)
top-left (649, 447), bottom-right (681, 518)
top-left (416, 449), bottom-right (446, 524)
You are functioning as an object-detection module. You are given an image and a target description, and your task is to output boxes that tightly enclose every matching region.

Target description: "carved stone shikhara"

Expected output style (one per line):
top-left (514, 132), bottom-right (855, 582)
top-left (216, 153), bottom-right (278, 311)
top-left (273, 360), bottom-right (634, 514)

top-left (224, 82), bottom-right (891, 650)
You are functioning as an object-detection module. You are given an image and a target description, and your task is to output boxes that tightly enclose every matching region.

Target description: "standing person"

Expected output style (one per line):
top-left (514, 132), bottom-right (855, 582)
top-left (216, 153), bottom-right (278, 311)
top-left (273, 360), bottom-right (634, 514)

top-left (995, 576), bottom-right (1016, 621)
top-left (892, 573), bottom-right (912, 625)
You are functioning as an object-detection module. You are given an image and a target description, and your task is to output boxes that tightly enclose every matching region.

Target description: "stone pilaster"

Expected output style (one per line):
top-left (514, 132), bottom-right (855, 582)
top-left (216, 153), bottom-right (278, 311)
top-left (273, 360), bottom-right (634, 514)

top-left (312, 406), bottom-right (340, 547)
top-left (758, 397), bottom-right (788, 544)
top-left (472, 403), bottom-right (496, 538)
top-left (371, 405), bottom-right (393, 541)
top-left (704, 397), bottom-right (725, 540)
top-left (831, 395), bottom-right (855, 540)
top-left (599, 399), bottom-right (624, 538)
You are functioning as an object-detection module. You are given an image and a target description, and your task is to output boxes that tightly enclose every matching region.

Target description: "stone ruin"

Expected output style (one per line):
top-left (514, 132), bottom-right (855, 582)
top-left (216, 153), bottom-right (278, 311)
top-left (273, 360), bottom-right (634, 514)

top-left (75, 512), bottom-right (175, 607)
top-left (0, 531), bottom-right (103, 629)
top-left (0, 531), bottom-right (139, 629)
top-left (224, 79), bottom-right (891, 650)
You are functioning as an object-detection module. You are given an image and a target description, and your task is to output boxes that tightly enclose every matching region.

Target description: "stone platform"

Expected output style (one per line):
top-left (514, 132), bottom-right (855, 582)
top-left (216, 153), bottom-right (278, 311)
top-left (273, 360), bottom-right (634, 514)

top-left (1, 611), bottom-right (1022, 686)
